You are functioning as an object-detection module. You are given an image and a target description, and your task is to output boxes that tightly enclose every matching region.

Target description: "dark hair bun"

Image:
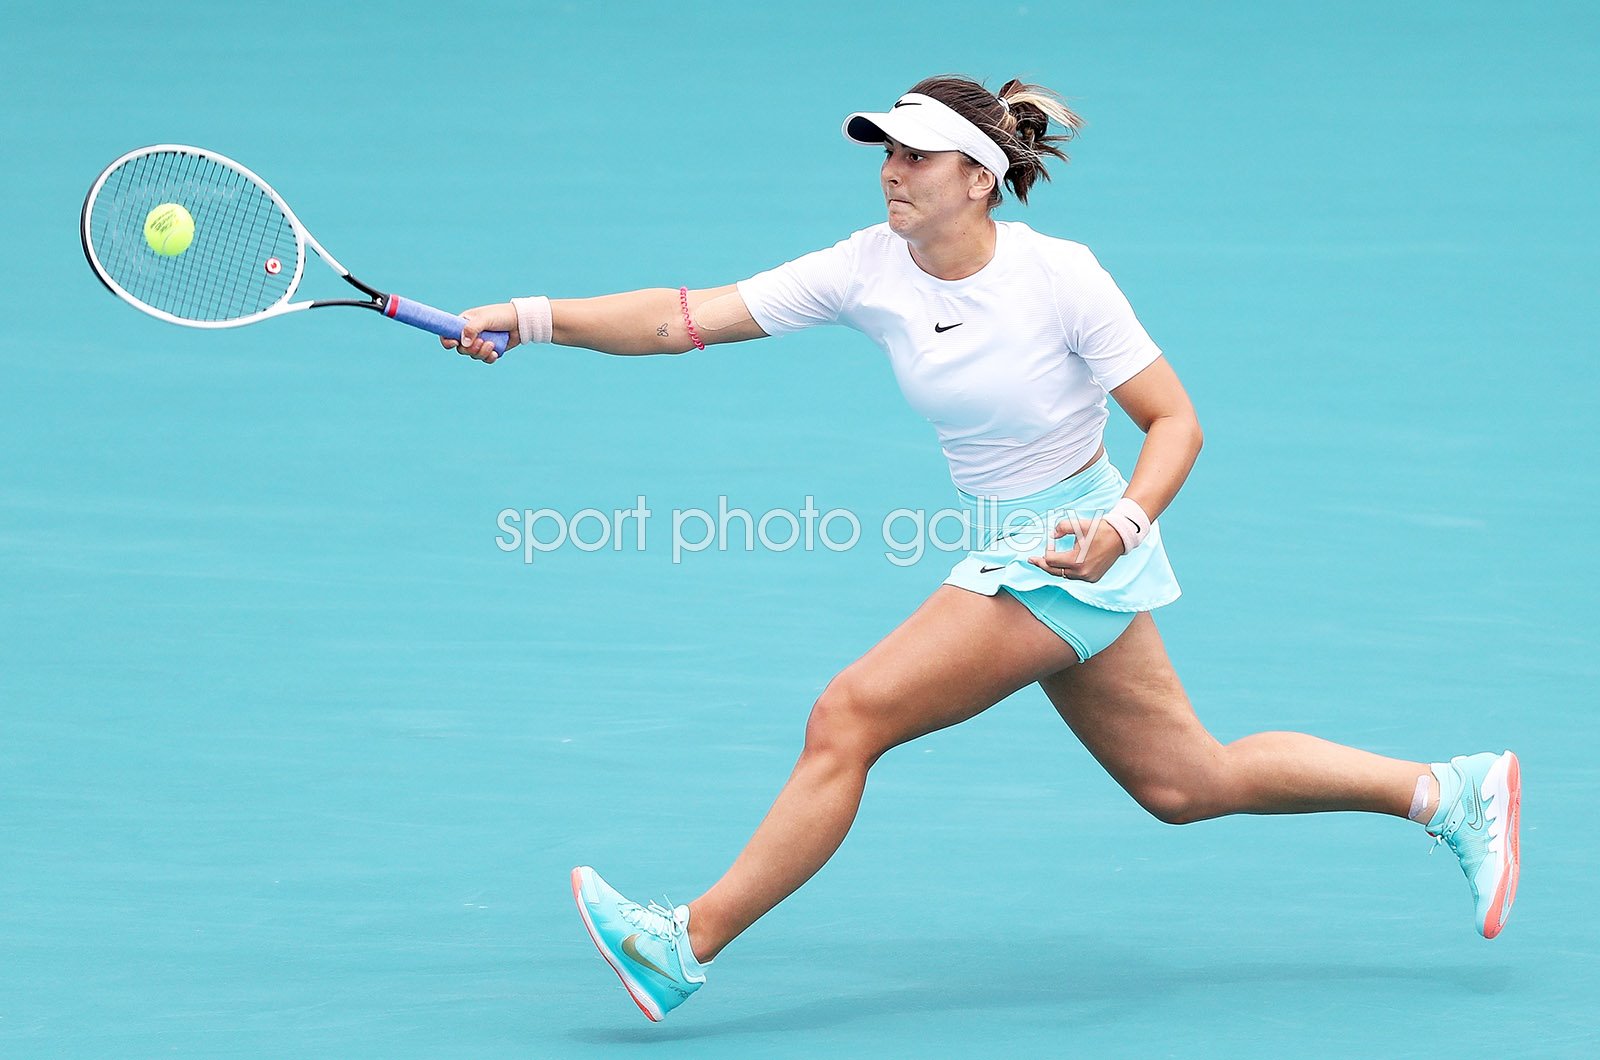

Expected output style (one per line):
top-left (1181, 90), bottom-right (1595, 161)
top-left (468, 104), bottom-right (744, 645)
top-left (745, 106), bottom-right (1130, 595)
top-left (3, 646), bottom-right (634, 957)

top-left (910, 75), bottom-right (1082, 205)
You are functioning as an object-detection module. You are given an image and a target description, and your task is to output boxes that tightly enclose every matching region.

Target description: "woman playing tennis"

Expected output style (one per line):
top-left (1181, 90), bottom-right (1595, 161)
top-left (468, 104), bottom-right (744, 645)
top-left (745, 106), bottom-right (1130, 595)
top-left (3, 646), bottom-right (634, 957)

top-left (446, 75), bottom-right (1520, 1022)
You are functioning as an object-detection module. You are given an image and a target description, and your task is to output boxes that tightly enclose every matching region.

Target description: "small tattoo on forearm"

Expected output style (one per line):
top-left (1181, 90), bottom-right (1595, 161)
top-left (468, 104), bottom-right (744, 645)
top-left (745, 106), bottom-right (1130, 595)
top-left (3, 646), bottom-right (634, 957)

top-left (656, 322), bottom-right (669, 337)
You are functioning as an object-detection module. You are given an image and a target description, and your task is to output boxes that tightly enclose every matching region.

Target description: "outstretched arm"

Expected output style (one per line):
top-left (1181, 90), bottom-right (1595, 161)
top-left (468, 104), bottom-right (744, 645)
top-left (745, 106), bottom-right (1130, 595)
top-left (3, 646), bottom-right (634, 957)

top-left (443, 285), bottom-right (767, 363)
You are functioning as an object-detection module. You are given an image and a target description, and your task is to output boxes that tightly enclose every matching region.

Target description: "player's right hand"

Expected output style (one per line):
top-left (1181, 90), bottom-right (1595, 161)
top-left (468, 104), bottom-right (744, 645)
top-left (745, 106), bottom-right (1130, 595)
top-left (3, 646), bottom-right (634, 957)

top-left (442, 302), bottom-right (520, 363)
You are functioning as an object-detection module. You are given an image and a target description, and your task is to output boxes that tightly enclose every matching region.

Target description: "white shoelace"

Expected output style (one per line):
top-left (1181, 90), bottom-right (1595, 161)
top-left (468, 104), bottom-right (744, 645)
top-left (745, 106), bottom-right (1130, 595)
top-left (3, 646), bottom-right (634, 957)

top-left (620, 899), bottom-right (681, 941)
top-left (1429, 800), bottom-right (1501, 858)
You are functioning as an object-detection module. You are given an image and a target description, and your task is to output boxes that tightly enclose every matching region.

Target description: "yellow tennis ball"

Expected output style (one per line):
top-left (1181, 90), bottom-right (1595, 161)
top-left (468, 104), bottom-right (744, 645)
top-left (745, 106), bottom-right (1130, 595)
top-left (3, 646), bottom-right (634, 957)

top-left (143, 202), bottom-right (195, 257)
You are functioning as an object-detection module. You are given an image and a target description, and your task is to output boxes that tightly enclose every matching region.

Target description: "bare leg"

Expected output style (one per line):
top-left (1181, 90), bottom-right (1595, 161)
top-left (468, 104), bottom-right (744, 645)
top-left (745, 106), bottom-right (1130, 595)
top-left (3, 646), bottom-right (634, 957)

top-left (687, 586), bottom-right (1079, 961)
top-left (1039, 612), bottom-right (1430, 824)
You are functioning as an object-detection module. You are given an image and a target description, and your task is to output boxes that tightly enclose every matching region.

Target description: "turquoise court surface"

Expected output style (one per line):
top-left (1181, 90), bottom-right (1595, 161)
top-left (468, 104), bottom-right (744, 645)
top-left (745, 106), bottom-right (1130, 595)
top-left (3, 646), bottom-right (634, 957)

top-left (4, 1), bottom-right (1597, 1055)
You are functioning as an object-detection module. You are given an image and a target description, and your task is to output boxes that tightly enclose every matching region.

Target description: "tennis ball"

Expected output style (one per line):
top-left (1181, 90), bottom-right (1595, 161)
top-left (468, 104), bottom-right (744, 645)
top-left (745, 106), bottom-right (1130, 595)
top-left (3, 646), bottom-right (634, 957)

top-left (143, 202), bottom-right (194, 257)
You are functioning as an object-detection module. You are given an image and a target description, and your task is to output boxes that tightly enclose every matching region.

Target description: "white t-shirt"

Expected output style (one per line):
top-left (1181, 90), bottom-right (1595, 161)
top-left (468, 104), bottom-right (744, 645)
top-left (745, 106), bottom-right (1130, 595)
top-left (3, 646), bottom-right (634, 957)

top-left (737, 221), bottom-right (1163, 498)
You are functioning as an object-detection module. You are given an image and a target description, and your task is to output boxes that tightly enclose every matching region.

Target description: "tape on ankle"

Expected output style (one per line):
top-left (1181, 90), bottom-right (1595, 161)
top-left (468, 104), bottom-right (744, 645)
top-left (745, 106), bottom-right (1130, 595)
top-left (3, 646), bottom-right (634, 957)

top-left (1406, 774), bottom-right (1432, 822)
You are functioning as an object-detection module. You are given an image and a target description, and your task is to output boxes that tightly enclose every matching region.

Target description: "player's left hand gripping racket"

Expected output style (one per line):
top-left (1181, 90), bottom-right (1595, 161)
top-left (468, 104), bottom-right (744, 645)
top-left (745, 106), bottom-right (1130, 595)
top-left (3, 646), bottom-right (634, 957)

top-left (80, 144), bottom-right (509, 354)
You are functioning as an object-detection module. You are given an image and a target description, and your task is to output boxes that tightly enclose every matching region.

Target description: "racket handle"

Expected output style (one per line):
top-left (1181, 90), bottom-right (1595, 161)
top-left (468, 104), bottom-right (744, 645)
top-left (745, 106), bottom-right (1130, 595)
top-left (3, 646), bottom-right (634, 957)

top-left (384, 295), bottom-right (510, 355)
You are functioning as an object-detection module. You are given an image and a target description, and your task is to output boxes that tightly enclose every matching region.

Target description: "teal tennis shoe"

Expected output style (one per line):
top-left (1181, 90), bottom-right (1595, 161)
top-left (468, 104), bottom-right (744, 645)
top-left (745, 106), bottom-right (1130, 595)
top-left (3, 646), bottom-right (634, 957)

top-left (1427, 751), bottom-right (1521, 939)
top-left (571, 866), bottom-right (708, 1021)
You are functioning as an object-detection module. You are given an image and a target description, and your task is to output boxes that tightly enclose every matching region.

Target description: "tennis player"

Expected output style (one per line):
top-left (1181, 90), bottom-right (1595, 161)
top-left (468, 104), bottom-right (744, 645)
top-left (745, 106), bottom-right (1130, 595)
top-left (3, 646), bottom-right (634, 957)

top-left (446, 76), bottom-right (1521, 1022)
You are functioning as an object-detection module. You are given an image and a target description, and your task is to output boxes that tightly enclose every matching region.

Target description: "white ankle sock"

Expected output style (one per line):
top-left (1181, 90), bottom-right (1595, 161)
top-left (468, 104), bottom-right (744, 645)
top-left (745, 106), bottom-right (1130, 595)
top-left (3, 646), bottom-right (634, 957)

top-left (677, 906), bottom-right (713, 973)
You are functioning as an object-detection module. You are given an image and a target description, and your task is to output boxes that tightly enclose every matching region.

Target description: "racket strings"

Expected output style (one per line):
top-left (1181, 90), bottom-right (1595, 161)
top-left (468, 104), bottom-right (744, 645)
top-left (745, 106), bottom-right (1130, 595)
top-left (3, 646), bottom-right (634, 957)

top-left (87, 150), bottom-right (301, 322)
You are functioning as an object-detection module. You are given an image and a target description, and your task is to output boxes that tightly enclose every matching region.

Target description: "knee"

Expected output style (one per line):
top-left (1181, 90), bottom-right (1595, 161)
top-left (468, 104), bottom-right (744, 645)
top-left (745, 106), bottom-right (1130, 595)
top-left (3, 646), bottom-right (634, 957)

top-left (1128, 744), bottom-right (1234, 825)
top-left (802, 674), bottom-right (889, 768)
top-left (1135, 786), bottom-right (1209, 826)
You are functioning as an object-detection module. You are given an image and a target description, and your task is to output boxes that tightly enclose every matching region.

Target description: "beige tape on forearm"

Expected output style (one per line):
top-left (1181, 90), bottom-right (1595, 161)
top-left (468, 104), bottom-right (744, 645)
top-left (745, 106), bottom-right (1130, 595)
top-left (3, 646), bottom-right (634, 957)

top-left (694, 293), bottom-right (746, 332)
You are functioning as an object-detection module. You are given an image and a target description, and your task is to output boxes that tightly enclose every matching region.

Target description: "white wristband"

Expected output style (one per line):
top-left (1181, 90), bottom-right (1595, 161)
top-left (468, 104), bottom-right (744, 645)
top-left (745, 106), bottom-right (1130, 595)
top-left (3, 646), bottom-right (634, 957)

top-left (510, 296), bottom-right (553, 345)
top-left (1104, 496), bottom-right (1153, 555)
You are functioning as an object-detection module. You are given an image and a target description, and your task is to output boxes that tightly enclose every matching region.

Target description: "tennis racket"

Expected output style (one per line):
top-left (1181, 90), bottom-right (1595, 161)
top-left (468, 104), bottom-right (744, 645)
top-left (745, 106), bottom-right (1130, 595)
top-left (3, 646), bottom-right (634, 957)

top-left (80, 144), bottom-right (509, 354)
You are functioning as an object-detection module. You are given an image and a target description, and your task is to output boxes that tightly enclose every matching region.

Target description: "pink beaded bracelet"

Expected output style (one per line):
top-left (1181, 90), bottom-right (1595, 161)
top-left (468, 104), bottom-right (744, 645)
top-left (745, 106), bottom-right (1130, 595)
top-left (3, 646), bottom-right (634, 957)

top-left (679, 286), bottom-right (705, 351)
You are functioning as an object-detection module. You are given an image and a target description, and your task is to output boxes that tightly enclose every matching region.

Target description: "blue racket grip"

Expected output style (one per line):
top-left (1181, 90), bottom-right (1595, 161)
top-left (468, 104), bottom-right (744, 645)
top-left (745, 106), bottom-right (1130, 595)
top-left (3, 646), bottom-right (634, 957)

top-left (384, 295), bottom-right (510, 355)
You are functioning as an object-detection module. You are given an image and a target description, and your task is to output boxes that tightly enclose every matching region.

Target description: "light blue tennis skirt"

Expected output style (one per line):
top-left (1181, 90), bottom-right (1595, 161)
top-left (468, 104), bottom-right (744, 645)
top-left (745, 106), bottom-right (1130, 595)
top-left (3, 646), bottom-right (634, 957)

top-left (944, 452), bottom-right (1181, 661)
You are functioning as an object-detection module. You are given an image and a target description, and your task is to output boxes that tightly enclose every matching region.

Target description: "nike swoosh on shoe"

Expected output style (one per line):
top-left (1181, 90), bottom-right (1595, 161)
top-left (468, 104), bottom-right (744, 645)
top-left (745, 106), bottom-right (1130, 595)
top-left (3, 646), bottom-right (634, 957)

top-left (621, 933), bottom-right (676, 981)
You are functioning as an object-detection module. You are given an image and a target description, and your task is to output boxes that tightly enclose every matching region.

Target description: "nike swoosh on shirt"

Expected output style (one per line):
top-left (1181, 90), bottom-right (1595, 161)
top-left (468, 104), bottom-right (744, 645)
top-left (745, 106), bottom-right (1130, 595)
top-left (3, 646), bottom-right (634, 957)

top-left (621, 933), bottom-right (675, 981)
top-left (934, 322), bottom-right (963, 333)
top-left (979, 564), bottom-right (1006, 573)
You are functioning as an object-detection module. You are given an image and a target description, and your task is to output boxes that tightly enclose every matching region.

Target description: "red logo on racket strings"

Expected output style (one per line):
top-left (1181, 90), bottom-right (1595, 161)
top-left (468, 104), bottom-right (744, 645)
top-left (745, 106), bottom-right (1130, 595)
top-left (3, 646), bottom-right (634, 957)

top-left (264, 257), bottom-right (282, 275)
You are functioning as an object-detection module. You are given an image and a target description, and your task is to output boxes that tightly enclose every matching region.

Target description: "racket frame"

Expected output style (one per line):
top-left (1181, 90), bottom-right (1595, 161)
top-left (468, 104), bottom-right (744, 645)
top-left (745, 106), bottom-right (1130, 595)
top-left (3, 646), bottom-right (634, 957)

top-left (81, 144), bottom-right (504, 352)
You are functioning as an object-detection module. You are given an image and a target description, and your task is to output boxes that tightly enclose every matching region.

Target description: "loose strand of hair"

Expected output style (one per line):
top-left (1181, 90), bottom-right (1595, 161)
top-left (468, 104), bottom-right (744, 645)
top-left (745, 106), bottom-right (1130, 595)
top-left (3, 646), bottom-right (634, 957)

top-left (1002, 89), bottom-right (1084, 140)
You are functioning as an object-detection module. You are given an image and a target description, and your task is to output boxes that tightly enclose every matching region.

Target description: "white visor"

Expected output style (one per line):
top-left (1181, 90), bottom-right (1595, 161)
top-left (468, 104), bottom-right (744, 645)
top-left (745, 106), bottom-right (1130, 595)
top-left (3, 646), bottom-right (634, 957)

top-left (842, 92), bottom-right (1009, 183)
